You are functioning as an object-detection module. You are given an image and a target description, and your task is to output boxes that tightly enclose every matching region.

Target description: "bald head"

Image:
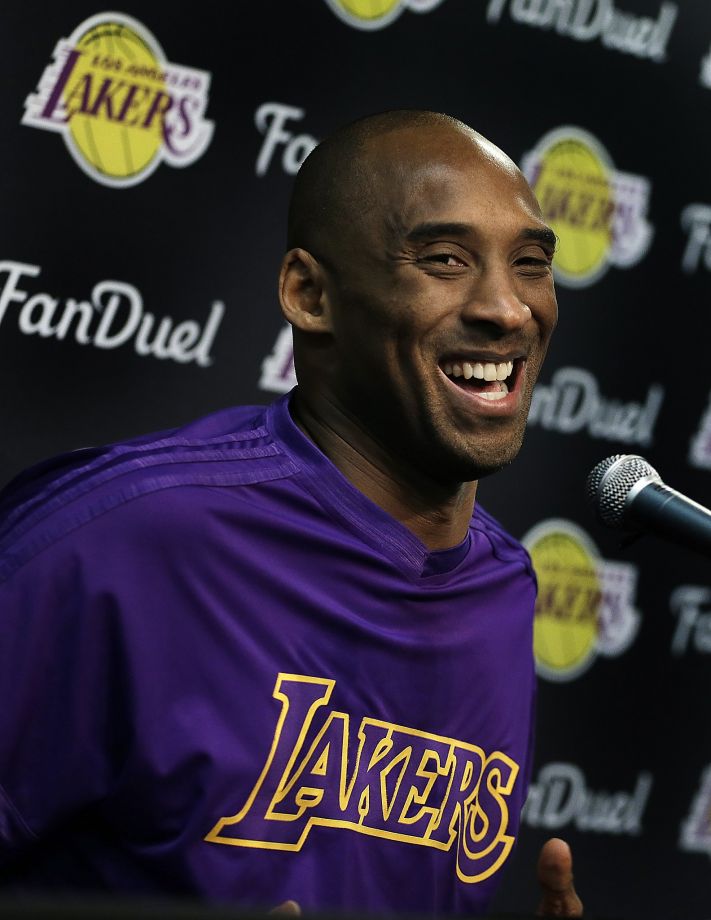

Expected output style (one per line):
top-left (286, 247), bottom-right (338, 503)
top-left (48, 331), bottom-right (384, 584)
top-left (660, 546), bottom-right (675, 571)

top-left (286, 109), bottom-right (524, 260)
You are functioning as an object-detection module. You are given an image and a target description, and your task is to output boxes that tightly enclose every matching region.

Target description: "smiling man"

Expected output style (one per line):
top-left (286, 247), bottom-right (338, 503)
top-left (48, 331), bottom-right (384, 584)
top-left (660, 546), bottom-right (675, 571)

top-left (282, 110), bottom-right (558, 549)
top-left (0, 110), bottom-right (581, 918)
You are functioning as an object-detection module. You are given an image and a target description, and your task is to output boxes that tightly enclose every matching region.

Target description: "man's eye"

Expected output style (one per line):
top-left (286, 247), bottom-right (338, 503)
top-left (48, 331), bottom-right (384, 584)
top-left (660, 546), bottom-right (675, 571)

top-left (424, 252), bottom-right (466, 267)
top-left (516, 256), bottom-right (553, 271)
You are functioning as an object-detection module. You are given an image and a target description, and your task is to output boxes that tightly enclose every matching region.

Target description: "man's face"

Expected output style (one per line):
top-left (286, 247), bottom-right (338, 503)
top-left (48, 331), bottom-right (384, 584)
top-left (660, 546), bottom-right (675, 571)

top-left (318, 125), bottom-right (558, 484)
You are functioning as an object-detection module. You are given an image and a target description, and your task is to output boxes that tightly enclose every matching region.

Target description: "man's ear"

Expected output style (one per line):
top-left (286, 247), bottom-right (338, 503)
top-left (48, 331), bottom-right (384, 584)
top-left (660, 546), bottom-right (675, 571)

top-left (278, 248), bottom-right (332, 333)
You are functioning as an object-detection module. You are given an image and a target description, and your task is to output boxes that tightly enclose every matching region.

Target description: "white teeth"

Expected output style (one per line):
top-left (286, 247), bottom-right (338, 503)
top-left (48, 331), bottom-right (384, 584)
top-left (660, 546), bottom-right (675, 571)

top-left (480, 386), bottom-right (509, 400)
top-left (443, 359), bottom-right (515, 382)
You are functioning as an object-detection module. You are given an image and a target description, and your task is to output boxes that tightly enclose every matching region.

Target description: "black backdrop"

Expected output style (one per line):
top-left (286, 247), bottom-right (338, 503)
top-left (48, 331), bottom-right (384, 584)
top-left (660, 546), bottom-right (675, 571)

top-left (1, 2), bottom-right (710, 918)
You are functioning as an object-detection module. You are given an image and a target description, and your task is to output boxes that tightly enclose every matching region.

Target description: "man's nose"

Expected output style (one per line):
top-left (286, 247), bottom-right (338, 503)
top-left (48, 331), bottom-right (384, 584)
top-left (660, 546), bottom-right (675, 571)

top-left (461, 268), bottom-right (531, 332)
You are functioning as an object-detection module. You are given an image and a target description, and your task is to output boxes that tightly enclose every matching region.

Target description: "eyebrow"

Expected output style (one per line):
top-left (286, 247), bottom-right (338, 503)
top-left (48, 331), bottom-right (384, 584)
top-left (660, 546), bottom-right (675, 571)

top-left (405, 221), bottom-right (558, 252)
top-left (405, 222), bottom-right (471, 242)
top-left (521, 227), bottom-right (558, 251)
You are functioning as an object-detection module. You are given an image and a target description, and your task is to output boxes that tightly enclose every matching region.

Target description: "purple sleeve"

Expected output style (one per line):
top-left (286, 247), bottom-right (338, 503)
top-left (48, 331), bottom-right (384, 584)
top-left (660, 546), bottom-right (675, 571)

top-left (0, 542), bottom-right (120, 863)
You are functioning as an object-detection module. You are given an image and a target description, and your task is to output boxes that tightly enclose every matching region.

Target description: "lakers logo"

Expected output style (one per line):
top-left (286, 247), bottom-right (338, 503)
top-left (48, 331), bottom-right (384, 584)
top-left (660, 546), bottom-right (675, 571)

top-left (522, 519), bottom-right (640, 682)
top-left (22, 13), bottom-right (213, 187)
top-left (680, 765), bottom-right (711, 858)
top-left (324, 0), bottom-right (445, 30)
top-left (521, 127), bottom-right (653, 288)
top-left (206, 674), bottom-right (520, 884)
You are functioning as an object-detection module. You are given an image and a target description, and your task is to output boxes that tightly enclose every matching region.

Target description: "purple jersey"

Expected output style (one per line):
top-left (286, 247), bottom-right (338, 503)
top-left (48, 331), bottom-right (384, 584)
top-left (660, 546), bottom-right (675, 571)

top-left (0, 389), bottom-right (537, 916)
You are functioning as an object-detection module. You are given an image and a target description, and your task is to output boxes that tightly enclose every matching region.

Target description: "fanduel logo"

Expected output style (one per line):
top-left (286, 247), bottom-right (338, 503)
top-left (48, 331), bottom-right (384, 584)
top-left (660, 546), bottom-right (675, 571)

top-left (0, 260), bottom-right (223, 367)
top-left (527, 367), bottom-right (664, 446)
top-left (689, 390), bottom-right (711, 470)
top-left (700, 44), bottom-right (711, 90)
top-left (670, 585), bottom-right (711, 656)
top-left (680, 204), bottom-right (711, 274)
top-left (523, 762), bottom-right (652, 834)
top-left (255, 102), bottom-right (318, 177)
top-left (486, 0), bottom-right (678, 62)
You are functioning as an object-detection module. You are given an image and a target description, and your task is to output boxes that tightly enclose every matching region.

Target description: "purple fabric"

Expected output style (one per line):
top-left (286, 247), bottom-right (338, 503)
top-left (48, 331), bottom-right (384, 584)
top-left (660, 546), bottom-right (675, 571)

top-left (0, 389), bottom-right (537, 916)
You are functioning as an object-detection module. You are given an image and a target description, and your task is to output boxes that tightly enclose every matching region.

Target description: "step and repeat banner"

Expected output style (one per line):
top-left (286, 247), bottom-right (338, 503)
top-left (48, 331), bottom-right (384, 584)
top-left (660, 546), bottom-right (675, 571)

top-left (1, 1), bottom-right (710, 918)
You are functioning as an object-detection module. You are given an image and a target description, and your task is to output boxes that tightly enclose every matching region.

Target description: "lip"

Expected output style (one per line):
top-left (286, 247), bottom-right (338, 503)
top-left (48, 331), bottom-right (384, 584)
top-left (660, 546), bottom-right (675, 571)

top-left (438, 357), bottom-right (528, 417)
top-left (439, 351), bottom-right (526, 365)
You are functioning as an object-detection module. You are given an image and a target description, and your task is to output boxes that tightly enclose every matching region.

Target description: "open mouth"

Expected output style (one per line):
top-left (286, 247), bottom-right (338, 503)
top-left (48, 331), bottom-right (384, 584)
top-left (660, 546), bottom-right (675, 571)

top-left (440, 358), bottom-right (521, 401)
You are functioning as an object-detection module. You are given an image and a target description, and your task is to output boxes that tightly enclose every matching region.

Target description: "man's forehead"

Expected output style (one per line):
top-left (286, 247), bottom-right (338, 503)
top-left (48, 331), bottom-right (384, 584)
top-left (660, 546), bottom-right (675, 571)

top-left (342, 124), bottom-right (544, 247)
top-left (363, 129), bottom-right (528, 201)
top-left (373, 161), bottom-right (545, 242)
top-left (364, 121), bottom-right (518, 175)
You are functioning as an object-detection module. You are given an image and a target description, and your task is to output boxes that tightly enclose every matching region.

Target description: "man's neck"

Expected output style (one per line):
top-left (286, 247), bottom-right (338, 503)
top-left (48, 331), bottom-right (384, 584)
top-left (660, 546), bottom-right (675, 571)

top-left (291, 394), bottom-right (477, 552)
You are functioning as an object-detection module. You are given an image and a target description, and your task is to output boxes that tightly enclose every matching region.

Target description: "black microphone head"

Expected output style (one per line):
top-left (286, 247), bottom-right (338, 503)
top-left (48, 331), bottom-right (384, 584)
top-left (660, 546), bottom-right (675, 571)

top-left (586, 454), bottom-right (662, 529)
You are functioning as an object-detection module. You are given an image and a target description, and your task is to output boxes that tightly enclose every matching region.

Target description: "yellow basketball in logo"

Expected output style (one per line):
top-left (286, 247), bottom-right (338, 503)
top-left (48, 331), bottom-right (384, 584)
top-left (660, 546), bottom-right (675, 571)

top-left (63, 20), bottom-right (165, 182)
top-left (332, 0), bottom-right (402, 19)
top-left (528, 129), bottom-right (614, 287)
top-left (523, 520), bottom-right (600, 681)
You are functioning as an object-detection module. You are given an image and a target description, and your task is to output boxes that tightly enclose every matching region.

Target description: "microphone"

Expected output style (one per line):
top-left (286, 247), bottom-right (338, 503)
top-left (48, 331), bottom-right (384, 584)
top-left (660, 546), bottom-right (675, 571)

top-left (586, 454), bottom-right (711, 558)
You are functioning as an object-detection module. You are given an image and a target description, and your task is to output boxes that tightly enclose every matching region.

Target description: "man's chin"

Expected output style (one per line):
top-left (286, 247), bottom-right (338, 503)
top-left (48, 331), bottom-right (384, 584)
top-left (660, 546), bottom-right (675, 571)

top-left (468, 456), bottom-right (515, 480)
top-left (419, 451), bottom-right (513, 487)
top-left (431, 436), bottom-right (525, 485)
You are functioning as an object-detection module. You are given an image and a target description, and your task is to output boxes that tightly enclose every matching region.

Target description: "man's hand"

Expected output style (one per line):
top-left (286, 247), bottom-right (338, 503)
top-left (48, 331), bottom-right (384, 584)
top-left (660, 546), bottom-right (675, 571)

top-left (536, 837), bottom-right (583, 917)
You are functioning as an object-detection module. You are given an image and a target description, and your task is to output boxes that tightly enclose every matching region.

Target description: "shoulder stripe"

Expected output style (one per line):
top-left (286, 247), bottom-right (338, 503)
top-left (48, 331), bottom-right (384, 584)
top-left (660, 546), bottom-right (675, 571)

top-left (1, 422), bottom-right (271, 524)
top-left (0, 457), bottom-right (298, 584)
top-left (0, 424), bottom-right (283, 550)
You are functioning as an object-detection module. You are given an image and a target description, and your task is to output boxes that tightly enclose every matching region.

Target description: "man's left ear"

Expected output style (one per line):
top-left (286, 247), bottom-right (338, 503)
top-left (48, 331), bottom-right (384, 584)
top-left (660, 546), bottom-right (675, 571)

top-left (278, 248), bottom-right (332, 333)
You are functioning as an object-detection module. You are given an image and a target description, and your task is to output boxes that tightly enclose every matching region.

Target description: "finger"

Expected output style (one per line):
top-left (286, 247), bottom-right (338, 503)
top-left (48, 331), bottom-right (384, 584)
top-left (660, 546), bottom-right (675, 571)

top-left (536, 837), bottom-right (583, 917)
top-left (269, 900), bottom-right (302, 916)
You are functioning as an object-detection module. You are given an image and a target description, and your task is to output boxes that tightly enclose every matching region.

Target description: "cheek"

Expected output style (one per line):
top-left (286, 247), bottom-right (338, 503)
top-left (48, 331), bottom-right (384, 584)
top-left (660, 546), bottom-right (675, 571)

top-left (529, 286), bottom-right (558, 331)
top-left (330, 289), bottom-right (415, 354)
top-left (335, 318), bottom-right (426, 406)
top-left (327, 274), bottom-right (445, 381)
top-left (330, 310), bottom-right (397, 388)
